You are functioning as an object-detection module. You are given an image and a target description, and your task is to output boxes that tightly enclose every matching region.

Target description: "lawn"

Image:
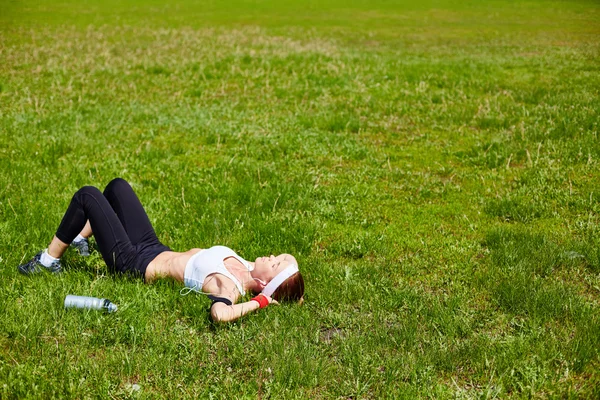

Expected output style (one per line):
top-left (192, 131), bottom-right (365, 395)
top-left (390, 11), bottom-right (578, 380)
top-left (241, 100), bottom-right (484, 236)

top-left (1, 0), bottom-right (599, 398)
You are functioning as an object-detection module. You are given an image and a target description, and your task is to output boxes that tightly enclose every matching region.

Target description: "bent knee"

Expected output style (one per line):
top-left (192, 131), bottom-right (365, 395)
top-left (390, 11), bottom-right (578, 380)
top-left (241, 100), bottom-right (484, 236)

top-left (103, 177), bottom-right (130, 195)
top-left (77, 185), bottom-right (103, 197)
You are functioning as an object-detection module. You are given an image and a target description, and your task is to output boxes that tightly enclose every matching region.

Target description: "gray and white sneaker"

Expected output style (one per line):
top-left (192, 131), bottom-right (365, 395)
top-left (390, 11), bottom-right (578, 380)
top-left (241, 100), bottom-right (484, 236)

top-left (71, 238), bottom-right (90, 256)
top-left (18, 251), bottom-right (62, 275)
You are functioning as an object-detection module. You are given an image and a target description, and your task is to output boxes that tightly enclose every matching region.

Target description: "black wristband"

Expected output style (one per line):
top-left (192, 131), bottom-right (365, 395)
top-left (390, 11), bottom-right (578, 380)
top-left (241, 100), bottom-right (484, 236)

top-left (208, 295), bottom-right (233, 306)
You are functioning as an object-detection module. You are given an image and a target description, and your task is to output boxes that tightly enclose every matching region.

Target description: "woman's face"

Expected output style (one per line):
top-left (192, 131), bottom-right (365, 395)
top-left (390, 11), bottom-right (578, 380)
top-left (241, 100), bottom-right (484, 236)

top-left (254, 254), bottom-right (296, 282)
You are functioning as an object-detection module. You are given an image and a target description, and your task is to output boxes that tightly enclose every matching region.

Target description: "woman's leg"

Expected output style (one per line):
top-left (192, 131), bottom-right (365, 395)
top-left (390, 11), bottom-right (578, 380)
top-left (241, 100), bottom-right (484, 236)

top-left (102, 178), bottom-right (161, 245)
top-left (19, 180), bottom-right (166, 278)
top-left (72, 179), bottom-right (150, 246)
top-left (54, 186), bottom-right (140, 274)
top-left (71, 179), bottom-right (166, 263)
top-left (68, 221), bottom-right (93, 256)
top-left (19, 185), bottom-right (137, 275)
top-left (48, 236), bottom-right (69, 258)
top-left (102, 178), bottom-right (170, 281)
top-left (79, 221), bottom-right (93, 238)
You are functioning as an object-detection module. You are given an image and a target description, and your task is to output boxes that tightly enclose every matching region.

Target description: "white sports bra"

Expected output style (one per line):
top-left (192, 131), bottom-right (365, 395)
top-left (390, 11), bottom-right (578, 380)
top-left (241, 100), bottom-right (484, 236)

top-left (183, 246), bottom-right (254, 296)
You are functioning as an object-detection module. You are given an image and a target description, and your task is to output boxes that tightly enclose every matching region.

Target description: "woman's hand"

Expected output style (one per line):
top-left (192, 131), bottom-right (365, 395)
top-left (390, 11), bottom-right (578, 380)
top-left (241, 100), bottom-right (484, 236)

top-left (262, 294), bottom-right (279, 306)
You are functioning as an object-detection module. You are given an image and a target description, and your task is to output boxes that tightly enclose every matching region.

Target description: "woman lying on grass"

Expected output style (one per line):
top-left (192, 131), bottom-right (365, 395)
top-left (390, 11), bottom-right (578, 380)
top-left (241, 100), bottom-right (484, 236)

top-left (18, 178), bottom-right (304, 322)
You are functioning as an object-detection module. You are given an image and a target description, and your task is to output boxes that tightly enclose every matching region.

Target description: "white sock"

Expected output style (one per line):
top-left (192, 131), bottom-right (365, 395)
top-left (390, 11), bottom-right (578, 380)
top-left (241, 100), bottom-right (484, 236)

top-left (40, 249), bottom-right (59, 267)
top-left (73, 234), bottom-right (86, 243)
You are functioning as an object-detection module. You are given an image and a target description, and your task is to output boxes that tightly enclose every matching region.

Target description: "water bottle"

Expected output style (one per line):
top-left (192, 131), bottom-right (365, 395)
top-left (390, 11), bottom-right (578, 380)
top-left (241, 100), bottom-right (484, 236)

top-left (64, 295), bottom-right (118, 313)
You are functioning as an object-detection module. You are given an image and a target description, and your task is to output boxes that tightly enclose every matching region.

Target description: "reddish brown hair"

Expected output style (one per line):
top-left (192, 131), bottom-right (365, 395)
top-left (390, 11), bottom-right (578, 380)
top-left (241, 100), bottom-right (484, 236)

top-left (272, 272), bottom-right (304, 303)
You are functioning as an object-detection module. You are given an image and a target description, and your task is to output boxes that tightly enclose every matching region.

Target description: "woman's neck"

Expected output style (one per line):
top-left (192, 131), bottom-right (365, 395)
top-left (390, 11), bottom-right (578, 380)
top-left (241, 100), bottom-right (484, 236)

top-left (224, 259), bottom-right (259, 293)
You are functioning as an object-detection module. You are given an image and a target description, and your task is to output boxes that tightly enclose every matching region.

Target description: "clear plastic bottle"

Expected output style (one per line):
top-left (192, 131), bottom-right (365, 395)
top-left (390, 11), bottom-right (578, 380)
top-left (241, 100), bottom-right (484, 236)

top-left (64, 295), bottom-right (118, 313)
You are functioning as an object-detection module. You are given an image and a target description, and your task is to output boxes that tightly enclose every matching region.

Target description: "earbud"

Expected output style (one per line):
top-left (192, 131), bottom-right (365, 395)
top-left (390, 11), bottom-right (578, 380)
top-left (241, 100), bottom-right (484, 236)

top-left (253, 278), bottom-right (267, 286)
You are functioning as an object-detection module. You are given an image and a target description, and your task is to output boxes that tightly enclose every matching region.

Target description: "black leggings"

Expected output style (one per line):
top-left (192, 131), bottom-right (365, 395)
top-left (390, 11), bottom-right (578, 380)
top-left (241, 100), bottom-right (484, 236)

top-left (55, 178), bottom-right (170, 279)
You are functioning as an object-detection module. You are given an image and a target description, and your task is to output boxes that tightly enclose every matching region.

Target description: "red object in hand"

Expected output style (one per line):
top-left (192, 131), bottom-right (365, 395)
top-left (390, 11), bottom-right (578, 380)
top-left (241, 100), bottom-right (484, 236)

top-left (251, 294), bottom-right (269, 309)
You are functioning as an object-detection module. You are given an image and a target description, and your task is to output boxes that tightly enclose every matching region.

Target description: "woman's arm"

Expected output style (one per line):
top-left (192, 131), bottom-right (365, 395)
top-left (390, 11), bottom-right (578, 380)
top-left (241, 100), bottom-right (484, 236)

top-left (210, 295), bottom-right (276, 323)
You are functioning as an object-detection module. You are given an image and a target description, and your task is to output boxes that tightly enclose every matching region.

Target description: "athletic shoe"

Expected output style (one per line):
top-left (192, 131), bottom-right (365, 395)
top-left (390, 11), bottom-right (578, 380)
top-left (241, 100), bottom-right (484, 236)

top-left (71, 238), bottom-right (91, 256)
top-left (17, 251), bottom-right (62, 275)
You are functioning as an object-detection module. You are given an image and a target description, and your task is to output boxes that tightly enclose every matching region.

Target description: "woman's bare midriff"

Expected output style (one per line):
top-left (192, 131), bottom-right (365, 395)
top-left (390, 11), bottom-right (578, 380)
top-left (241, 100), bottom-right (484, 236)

top-left (145, 248), bottom-right (203, 283)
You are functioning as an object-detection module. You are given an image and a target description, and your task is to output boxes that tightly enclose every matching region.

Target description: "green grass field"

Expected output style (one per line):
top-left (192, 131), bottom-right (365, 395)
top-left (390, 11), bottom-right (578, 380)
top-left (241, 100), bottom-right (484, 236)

top-left (1, 0), bottom-right (599, 397)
